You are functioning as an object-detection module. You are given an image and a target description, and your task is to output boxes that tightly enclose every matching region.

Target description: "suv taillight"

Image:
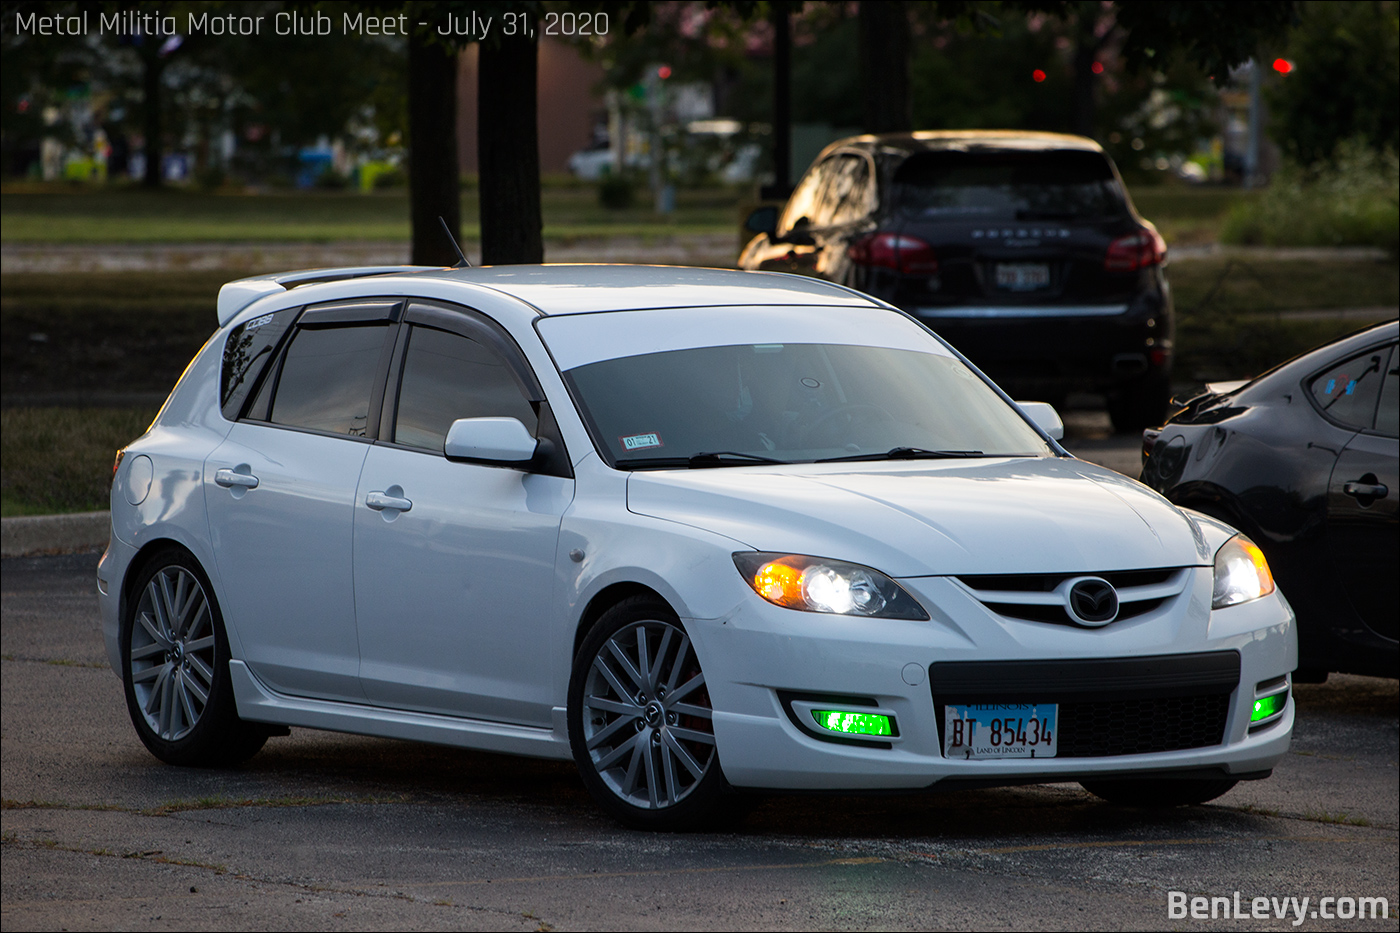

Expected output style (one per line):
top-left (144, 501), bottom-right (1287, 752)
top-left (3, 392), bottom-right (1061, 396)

top-left (848, 233), bottom-right (938, 275)
top-left (1104, 228), bottom-right (1167, 272)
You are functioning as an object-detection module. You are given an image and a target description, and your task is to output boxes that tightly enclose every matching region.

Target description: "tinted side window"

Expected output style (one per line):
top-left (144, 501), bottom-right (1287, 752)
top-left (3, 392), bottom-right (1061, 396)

top-left (1374, 345), bottom-right (1398, 437)
top-left (220, 307), bottom-right (298, 420)
top-left (269, 324), bottom-right (390, 436)
top-left (1309, 347), bottom-right (1389, 430)
top-left (393, 325), bottom-right (537, 452)
top-left (779, 159), bottom-right (831, 234)
top-left (819, 155), bottom-right (873, 227)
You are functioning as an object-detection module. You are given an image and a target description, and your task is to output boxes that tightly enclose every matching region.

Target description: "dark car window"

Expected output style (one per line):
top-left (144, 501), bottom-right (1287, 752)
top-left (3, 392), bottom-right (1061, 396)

top-left (816, 155), bottom-right (874, 227)
top-left (220, 307), bottom-right (298, 420)
top-left (392, 325), bottom-right (537, 452)
top-left (268, 323), bottom-right (390, 436)
top-left (1374, 345), bottom-right (1398, 437)
top-left (890, 150), bottom-right (1127, 220)
top-left (1308, 347), bottom-right (1389, 431)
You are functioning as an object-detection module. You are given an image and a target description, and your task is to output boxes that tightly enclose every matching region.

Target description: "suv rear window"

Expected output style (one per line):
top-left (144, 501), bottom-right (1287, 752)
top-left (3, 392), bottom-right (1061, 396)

top-left (891, 150), bottom-right (1126, 221)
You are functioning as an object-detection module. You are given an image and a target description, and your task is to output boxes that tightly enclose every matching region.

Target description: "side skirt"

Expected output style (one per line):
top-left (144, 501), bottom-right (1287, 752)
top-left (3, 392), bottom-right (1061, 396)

top-left (229, 661), bottom-right (572, 760)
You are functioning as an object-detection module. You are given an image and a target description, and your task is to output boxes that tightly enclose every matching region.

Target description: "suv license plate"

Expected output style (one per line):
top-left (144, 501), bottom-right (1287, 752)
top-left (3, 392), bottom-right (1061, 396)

top-left (995, 263), bottom-right (1051, 291)
top-left (944, 703), bottom-right (1058, 759)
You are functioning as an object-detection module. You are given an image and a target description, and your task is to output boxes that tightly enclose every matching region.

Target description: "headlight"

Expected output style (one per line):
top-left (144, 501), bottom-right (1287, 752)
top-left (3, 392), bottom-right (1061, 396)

top-left (733, 552), bottom-right (929, 620)
top-left (1211, 534), bottom-right (1276, 609)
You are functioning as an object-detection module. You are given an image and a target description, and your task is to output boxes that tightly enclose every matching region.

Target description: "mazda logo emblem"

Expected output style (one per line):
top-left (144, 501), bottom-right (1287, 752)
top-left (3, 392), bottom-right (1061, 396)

top-left (1066, 578), bottom-right (1119, 626)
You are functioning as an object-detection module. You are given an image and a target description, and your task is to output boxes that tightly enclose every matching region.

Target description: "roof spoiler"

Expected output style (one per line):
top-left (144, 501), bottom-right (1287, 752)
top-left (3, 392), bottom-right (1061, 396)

top-left (216, 266), bottom-right (437, 326)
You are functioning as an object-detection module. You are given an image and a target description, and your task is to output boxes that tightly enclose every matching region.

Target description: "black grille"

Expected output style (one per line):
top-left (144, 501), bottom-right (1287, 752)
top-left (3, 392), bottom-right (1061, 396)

top-left (958, 568), bottom-right (1179, 592)
top-left (1056, 694), bottom-right (1229, 757)
top-left (983, 597), bottom-right (1167, 626)
top-left (931, 652), bottom-right (1238, 759)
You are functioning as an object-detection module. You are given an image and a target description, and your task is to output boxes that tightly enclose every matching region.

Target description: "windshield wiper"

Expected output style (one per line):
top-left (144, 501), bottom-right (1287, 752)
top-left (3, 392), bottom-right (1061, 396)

top-left (816, 447), bottom-right (986, 463)
top-left (687, 450), bottom-right (787, 468)
top-left (612, 451), bottom-right (788, 470)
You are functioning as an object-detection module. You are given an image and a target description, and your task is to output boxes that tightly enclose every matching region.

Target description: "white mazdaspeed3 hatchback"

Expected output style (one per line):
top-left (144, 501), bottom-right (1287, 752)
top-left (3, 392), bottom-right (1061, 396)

top-left (100, 264), bottom-right (1295, 829)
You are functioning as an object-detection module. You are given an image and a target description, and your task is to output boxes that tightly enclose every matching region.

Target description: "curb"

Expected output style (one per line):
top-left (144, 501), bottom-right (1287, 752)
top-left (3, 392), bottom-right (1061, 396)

top-left (1, 511), bottom-right (109, 558)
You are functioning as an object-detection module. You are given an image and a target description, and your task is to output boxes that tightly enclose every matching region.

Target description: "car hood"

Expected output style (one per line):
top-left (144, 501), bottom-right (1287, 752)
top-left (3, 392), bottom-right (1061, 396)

top-left (626, 456), bottom-right (1211, 577)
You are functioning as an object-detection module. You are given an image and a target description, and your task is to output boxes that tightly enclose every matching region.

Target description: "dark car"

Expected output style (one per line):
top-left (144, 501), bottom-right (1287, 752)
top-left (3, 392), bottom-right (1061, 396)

top-left (739, 131), bottom-right (1173, 432)
top-left (1141, 320), bottom-right (1399, 679)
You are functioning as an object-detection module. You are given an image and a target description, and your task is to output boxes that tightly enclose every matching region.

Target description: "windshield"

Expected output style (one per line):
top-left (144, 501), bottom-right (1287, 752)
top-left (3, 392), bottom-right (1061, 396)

top-left (564, 343), bottom-right (1053, 467)
top-left (891, 150), bottom-right (1127, 221)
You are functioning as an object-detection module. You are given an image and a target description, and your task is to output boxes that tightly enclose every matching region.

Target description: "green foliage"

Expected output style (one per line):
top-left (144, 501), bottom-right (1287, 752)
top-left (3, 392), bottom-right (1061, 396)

top-left (598, 174), bottom-right (636, 209)
top-left (1269, 0), bottom-right (1400, 166)
top-left (1221, 140), bottom-right (1400, 251)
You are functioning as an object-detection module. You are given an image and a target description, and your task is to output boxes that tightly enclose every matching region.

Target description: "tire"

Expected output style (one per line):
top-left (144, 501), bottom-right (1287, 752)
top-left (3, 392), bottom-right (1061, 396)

top-left (567, 595), bottom-right (734, 831)
top-left (121, 547), bottom-right (268, 767)
top-left (1108, 369), bottom-right (1171, 434)
top-left (1080, 777), bottom-right (1239, 807)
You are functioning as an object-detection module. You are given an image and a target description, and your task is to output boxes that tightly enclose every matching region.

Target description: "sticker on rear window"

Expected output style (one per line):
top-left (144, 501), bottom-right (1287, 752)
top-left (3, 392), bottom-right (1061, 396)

top-left (620, 433), bottom-right (663, 451)
top-left (245, 313), bottom-right (275, 330)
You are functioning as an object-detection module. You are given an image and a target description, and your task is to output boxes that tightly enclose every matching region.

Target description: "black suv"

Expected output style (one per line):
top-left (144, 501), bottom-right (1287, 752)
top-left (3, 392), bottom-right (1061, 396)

top-left (740, 131), bottom-right (1173, 432)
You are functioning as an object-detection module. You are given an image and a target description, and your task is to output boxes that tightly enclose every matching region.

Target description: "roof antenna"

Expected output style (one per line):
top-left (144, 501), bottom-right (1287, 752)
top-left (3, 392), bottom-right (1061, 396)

top-left (438, 216), bottom-right (471, 268)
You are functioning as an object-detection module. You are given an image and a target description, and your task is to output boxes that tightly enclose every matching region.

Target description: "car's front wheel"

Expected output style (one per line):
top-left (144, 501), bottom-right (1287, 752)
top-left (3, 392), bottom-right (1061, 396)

top-left (567, 595), bottom-right (733, 830)
top-left (1080, 777), bottom-right (1239, 807)
top-left (121, 548), bottom-right (269, 767)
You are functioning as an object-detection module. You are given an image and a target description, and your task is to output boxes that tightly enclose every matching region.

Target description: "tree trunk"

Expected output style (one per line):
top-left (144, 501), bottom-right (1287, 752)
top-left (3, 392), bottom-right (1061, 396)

top-left (141, 50), bottom-right (163, 188)
top-left (478, 33), bottom-right (543, 265)
top-left (1071, 11), bottom-right (1101, 138)
top-left (859, 1), bottom-right (911, 134)
top-left (768, 2), bottom-right (792, 196)
top-left (408, 33), bottom-right (462, 266)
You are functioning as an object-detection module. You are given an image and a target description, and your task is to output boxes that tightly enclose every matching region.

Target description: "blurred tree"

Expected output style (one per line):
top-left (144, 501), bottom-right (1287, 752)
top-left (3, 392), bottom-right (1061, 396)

top-left (1268, 0), bottom-right (1400, 165)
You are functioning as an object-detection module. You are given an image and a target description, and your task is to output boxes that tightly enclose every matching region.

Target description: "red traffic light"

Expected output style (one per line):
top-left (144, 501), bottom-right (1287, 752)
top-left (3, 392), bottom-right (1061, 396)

top-left (1272, 58), bottom-right (1293, 74)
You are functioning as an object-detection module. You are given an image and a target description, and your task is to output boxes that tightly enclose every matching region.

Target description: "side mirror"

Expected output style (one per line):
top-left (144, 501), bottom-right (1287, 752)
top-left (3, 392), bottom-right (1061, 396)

top-left (1015, 401), bottom-right (1064, 441)
top-left (444, 417), bottom-right (539, 465)
top-left (744, 205), bottom-right (778, 237)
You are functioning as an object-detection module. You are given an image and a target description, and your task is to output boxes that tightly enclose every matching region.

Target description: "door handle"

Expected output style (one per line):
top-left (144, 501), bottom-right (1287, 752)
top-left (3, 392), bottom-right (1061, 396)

top-left (214, 468), bottom-right (259, 489)
top-left (366, 490), bottom-right (412, 512)
top-left (1343, 481), bottom-right (1388, 500)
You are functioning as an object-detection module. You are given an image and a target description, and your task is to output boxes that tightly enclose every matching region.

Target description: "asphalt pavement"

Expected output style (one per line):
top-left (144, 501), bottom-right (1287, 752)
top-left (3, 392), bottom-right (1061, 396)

top-left (2, 541), bottom-right (1396, 931)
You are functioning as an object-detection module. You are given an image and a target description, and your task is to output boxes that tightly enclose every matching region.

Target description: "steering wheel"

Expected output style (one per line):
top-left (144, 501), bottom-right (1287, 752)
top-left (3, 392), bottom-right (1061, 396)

top-left (802, 404), bottom-right (895, 446)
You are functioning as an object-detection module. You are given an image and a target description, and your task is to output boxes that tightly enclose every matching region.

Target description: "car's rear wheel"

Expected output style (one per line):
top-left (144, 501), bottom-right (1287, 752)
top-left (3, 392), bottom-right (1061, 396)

top-left (121, 548), bottom-right (268, 767)
top-left (1080, 777), bottom-right (1239, 807)
top-left (568, 595), bottom-right (733, 830)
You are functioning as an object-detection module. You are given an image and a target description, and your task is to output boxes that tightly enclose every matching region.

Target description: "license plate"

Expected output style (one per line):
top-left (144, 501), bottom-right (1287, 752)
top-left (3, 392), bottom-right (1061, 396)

top-left (943, 703), bottom-right (1058, 759)
top-left (995, 263), bottom-right (1051, 291)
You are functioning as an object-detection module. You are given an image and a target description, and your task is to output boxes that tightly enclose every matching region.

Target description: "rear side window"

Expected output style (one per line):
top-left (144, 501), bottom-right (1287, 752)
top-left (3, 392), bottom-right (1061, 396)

top-left (220, 307), bottom-right (298, 420)
top-left (890, 150), bottom-right (1126, 220)
top-left (269, 324), bottom-right (390, 436)
top-left (392, 325), bottom-right (537, 451)
top-left (1308, 347), bottom-right (1389, 430)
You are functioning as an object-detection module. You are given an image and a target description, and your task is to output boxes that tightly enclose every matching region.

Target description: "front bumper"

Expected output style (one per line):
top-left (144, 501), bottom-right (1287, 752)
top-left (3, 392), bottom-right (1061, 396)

top-left (689, 567), bottom-right (1295, 790)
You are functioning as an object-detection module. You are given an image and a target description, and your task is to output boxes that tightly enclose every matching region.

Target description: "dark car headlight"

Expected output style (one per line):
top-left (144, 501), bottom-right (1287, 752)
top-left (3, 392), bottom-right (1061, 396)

top-left (733, 552), bottom-right (929, 620)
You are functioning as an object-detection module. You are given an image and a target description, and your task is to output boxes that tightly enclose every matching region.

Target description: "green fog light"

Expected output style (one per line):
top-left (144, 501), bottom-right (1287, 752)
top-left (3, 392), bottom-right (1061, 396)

top-left (812, 710), bottom-right (892, 736)
top-left (1251, 692), bottom-right (1287, 722)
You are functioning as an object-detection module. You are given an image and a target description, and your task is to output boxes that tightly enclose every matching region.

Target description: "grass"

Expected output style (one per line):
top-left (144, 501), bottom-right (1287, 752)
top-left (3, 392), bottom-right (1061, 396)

top-left (0, 407), bottom-right (158, 516)
top-left (0, 185), bottom-right (743, 244)
top-left (1169, 258), bottom-right (1398, 381)
top-left (1130, 185), bottom-right (1253, 247)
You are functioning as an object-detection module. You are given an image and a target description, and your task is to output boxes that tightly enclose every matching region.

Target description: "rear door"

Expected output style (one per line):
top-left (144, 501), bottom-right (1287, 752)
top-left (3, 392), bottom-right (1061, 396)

top-left (205, 299), bottom-right (399, 701)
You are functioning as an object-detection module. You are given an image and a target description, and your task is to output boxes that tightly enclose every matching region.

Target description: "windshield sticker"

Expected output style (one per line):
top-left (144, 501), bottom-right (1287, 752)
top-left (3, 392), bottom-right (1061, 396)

top-left (620, 433), bottom-right (663, 451)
